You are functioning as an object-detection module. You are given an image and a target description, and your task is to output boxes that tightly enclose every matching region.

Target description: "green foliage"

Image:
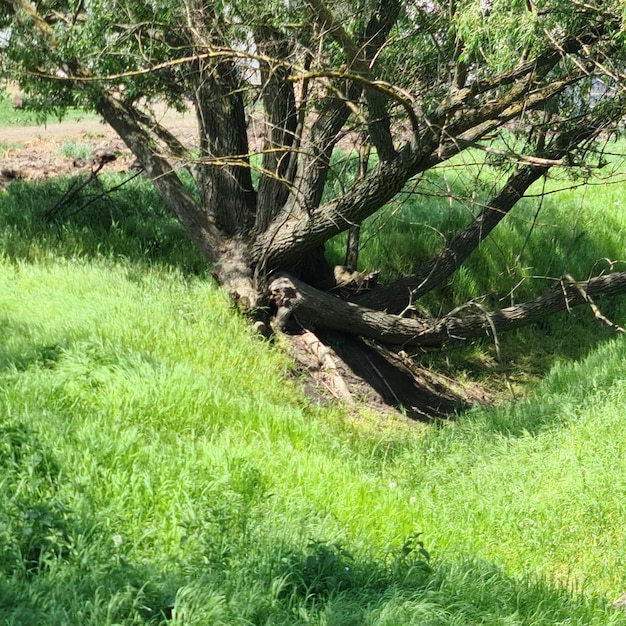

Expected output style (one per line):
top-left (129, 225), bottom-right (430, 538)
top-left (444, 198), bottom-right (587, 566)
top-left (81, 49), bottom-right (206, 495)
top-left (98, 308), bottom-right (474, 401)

top-left (0, 419), bottom-right (72, 576)
top-left (455, 0), bottom-right (625, 70)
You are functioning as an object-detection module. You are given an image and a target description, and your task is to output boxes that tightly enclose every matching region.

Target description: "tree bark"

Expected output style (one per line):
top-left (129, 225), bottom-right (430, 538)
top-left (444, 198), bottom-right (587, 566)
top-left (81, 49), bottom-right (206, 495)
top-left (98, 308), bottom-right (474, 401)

top-left (270, 272), bottom-right (626, 348)
top-left (96, 93), bottom-right (223, 262)
top-left (193, 65), bottom-right (256, 235)
top-left (254, 25), bottom-right (298, 231)
top-left (184, 0), bottom-right (256, 235)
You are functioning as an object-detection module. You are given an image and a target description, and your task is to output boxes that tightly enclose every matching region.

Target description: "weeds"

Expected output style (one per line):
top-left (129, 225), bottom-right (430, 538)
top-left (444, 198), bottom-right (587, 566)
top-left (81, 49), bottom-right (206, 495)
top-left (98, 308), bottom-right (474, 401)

top-left (60, 141), bottom-right (94, 160)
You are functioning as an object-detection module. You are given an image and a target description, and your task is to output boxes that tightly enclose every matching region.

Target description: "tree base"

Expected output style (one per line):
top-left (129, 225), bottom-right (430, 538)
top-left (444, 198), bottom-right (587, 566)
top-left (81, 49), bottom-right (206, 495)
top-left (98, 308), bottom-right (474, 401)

top-left (281, 329), bottom-right (491, 421)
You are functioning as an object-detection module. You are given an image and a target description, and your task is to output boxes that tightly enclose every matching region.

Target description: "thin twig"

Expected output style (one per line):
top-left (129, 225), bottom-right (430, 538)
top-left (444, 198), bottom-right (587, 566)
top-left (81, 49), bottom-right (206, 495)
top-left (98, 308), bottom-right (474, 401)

top-left (66, 169), bottom-right (144, 217)
top-left (563, 273), bottom-right (625, 333)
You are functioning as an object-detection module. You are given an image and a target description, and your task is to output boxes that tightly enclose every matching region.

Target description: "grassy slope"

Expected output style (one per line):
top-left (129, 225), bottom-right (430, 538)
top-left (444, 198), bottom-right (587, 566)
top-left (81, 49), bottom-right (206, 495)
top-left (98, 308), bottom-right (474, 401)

top-left (0, 163), bottom-right (626, 624)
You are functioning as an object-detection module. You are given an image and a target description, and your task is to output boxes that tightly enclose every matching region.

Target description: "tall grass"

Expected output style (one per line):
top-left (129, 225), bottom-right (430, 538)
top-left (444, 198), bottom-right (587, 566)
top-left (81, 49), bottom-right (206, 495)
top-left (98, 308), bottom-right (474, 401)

top-left (1, 161), bottom-right (626, 623)
top-left (0, 175), bottom-right (206, 274)
top-left (2, 258), bottom-right (626, 624)
top-left (326, 144), bottom-right (626, 389)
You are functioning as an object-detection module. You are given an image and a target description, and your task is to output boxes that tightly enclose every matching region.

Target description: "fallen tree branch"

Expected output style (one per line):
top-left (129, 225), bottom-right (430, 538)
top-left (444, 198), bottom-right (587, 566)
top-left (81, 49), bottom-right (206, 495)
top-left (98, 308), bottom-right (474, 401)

top-left (269, 272), bottom-right (626, 348)
top-left (43, 169), bottom-right (100, 221)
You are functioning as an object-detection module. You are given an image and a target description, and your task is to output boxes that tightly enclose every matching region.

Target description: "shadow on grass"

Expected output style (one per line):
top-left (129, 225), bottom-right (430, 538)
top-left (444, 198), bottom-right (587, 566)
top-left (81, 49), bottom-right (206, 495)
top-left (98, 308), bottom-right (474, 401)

top-left (0, 176), bottom-right (205, 274)
top-left (0, 394), bottom-right (620, 624)
top-left (0, 526), bottom-right (621, 625)
top-left (0, 411), bottom-right (616, 624)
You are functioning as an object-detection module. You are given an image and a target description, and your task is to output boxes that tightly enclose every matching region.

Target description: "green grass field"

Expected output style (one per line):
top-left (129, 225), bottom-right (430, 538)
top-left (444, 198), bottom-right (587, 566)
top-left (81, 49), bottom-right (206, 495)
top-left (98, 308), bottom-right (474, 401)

top-left (1, 149), bottom-right (626, 624)
top-left (0, 89), bottom-right (97, 127)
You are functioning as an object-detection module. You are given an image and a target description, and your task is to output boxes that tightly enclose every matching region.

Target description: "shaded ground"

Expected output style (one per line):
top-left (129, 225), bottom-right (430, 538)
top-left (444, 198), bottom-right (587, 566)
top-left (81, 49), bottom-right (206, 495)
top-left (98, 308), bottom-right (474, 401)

top-left (285, 331), bottom-right (491, 421)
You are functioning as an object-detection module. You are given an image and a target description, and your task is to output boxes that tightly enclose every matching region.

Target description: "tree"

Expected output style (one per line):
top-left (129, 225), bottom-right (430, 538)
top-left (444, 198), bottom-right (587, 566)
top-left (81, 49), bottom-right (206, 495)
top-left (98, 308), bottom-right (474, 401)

top-left (2, 0), bottom-right (626, 370)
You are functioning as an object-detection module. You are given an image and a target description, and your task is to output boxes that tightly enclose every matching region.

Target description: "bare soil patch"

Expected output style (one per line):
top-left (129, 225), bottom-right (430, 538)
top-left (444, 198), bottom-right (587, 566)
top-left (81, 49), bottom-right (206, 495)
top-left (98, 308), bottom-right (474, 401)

top-left (0, 111), bottom-right (197, 189)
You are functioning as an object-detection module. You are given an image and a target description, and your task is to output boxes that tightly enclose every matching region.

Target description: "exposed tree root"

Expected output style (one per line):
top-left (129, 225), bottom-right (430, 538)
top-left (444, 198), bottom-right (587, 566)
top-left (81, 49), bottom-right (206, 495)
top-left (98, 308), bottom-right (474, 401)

top-left (282, 329), bottom-right (490, 421)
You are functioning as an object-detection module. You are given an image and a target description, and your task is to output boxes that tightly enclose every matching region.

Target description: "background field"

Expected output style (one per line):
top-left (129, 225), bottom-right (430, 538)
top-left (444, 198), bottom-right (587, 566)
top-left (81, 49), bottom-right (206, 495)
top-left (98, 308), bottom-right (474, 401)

top-left (1, 136), bottom-right (626, 624)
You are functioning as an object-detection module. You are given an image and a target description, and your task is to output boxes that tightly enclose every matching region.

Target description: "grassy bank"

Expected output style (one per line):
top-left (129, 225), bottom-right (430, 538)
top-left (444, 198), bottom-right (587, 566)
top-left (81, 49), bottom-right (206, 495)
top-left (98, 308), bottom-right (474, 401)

top-left (1, 162), bottom-right (626, 623)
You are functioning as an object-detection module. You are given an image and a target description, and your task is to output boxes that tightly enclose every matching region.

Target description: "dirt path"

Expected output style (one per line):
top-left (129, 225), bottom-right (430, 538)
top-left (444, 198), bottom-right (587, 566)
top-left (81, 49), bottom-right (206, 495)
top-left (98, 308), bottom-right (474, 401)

top-left (1, 107), bottom-right (197, 143)
top-left (1, 118), bottom-right (114, 143)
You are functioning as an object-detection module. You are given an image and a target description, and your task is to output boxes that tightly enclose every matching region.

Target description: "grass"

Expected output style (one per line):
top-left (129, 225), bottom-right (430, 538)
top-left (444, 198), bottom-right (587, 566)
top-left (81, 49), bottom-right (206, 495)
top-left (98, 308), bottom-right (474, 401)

top-left (1, 149), bottom-right (626, 623)
top-left (59, 141), bottom-right (95, 160)
top-left (0, 89), bottom-right (97, 127)
top-left (2, 258), bottom-right (626, 625)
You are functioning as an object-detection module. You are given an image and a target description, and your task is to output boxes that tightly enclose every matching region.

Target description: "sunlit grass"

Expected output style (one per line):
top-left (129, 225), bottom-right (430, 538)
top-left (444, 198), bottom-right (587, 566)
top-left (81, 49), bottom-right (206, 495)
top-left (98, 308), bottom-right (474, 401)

top-left (1, 256), bottom-right (626, 624)
top-left (59, 140), bottom-right (94, 160)
top-left (1, 143), bottom-right (626, 623)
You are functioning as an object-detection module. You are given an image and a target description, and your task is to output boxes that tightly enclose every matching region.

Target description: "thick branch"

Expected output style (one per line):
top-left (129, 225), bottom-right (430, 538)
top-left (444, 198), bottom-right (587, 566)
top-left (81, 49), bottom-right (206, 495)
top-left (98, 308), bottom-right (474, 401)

top-left (305, 0), bottom-right (398, 161)
top-left (1, 0), bottom-right (221, 263)
top-left (355, 109), bottom-right (619, 313)
top-left (253, 141), bottom-right (430, 271)
top-left (282, 86), bottom-right (360, 219)
top-left (254, 25), bottom-right (298, 231)
top-left (183, 1), bottom-right (255, 234)
top-left (354, 165), bottom-right (546, 312)
top-left (270, 272), bottom-right (626, 348)
top-left (253, 68), bottom-right (595, 274)
top-left (192, 62), bottom-right (256, 235)
top-left (359, 0), bottom-right (401, 162)
top-left (432, 26), bottom-right (604, 126)
top-left (96, 93), bottom-right (223, 261)
top-left (233, 0), bottom-right (594, 262)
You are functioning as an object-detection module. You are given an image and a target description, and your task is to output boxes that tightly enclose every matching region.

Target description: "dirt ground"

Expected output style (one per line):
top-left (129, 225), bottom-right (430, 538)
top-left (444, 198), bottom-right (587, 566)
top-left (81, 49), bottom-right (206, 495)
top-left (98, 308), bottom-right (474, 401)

top-left (0, 109), bottom-right (197, 188)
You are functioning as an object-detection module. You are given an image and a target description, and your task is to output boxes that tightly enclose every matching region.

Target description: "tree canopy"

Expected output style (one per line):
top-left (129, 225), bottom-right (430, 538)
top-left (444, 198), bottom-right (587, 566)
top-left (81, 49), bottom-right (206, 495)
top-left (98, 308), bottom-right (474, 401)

top-left (2, 0), bottom-right (626, 362)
